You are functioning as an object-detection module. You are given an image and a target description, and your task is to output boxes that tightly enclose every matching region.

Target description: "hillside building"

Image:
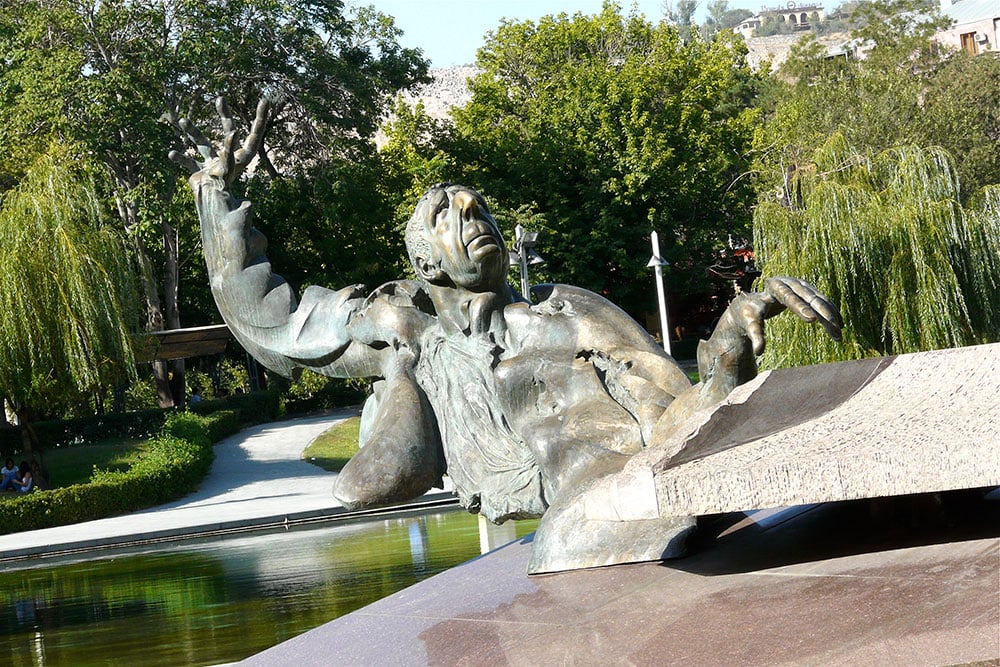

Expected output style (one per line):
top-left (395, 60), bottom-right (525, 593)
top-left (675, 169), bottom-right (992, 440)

top-left (936, 0), bottom-right (998, 55)
top-left (737, 2), bottom-right (826, 38)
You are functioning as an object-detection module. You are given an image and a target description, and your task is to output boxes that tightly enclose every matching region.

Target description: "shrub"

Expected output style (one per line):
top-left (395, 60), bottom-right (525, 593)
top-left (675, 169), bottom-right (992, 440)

top-left (188, 389), bottom-right (282, 424)
top-left (0, 411), bottom-right (241, 535)
top-left (0, 390), bottom-right (282, 457)
top-left (275, 372), bottom-right (368, 416)
top-left (0, 409), bottom-right (167, 455)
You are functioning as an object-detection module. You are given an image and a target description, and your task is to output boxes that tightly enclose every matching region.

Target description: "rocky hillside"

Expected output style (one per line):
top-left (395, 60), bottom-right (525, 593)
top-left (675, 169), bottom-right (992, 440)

top-left (376, 67), bottom-right (476, 147)
top-left (402, 66), bottom-right (478, 119)
top-left (744, 32), bottom-right (852, 69)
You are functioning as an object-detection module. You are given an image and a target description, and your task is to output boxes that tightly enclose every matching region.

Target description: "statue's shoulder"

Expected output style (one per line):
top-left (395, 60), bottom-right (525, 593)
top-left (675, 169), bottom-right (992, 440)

top-left (529, 284), bottom-right (665, 356)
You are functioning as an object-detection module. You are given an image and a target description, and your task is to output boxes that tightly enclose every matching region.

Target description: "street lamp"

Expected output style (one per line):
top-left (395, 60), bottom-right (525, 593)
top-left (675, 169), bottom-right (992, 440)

top-left (647, 231), bottom-right (672, 356)
top-left (510, 224), bottom-right (543, 299)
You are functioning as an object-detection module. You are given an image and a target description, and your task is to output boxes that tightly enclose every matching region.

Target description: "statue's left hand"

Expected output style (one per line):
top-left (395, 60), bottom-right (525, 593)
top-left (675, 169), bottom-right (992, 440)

top-left (731, 276), bottom-right (843, 355)
top-left (168, 97), bottom-right (272, 189)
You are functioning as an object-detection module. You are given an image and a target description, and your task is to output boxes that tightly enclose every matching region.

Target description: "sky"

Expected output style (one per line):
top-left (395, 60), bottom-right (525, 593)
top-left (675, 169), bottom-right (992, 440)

top-left (361, 0), bottom-right (762, 68)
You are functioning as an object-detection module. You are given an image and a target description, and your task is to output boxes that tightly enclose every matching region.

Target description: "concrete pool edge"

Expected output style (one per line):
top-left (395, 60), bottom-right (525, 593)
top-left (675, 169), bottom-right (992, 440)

top-left (0, 493), bottom-right (459, 564)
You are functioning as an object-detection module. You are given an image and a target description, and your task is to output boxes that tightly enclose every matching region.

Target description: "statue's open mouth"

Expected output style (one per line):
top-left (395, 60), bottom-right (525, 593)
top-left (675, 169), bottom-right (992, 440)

top-left (467, 234), bottom-right (501, 259)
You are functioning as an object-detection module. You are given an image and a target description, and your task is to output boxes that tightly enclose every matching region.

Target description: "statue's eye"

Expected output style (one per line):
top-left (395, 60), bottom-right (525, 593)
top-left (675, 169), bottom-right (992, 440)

top-left (431, 201), bottom-right (448, 226)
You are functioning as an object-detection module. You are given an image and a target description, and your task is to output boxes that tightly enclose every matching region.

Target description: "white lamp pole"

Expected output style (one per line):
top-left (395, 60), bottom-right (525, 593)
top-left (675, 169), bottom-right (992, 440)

top-left (511, 224), bottom-right (542, 299)
top-left (515, 224), bottom-right (530, 297)
top-left (647, 231), bottom-right (672, 356)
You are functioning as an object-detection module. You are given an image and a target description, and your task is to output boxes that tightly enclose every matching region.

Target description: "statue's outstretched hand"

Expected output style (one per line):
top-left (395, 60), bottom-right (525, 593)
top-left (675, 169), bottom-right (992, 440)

top-left (691, 276), bottom-right (843, 404)
top-left (168, 97), bottom-right (271, 189)
top-left (734, 276), bottom-right (843, 356)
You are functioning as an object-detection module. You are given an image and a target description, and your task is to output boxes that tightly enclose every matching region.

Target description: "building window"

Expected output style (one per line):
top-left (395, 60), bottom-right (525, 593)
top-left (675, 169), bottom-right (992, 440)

top-left (960, 32), bottom-right (978, 55)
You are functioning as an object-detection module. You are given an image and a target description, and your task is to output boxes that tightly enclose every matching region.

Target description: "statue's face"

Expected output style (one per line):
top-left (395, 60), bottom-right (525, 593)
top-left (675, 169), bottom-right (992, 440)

top-left (415, 185), bottom-right (509, 291)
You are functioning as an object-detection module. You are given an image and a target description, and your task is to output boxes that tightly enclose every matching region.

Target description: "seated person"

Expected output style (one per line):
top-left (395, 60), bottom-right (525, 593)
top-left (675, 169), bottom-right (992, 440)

top-left (9, 461), bottom-right (32, 493)
top-left (0, 457), bottom-right (19, 491)
top-left (29, 461), bottom-right (49, 491)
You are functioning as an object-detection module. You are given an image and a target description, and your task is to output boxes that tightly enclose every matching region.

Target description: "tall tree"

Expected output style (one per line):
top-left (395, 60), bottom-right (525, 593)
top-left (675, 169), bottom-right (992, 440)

top-left (703, 0), bottom-right (752, 39)
top-left (0, 0), bottom-right (429, 405)
top-left (0, 145), bottom-right (139, 453)
top-left (663, 0), bottom-right (699, 41)
top-left (445, 2), bottom-right (762, 317)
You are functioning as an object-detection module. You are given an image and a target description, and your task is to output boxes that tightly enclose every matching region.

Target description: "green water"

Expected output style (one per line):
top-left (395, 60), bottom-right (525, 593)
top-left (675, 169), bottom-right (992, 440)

top-left (0, 510), bottom-right (535, 666)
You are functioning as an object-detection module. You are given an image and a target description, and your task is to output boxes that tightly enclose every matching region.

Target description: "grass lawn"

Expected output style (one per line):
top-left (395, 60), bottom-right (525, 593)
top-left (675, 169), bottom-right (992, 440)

top-left (302, 416), bottom-right (361, 472)
top-left (2, 437), bottom-right (149, 492)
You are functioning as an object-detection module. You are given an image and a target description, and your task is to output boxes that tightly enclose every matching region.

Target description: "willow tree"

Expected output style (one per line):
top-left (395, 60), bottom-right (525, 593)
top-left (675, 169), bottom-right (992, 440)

top-left (0, 145), bottom-right (139, 453)
top-left (753, 134), bottom-right (1000, 368)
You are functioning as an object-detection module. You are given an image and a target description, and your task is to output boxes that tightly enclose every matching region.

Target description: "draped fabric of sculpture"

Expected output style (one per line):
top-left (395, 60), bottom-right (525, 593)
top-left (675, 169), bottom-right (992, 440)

top-left (172, 99), bottom-right (842, 572)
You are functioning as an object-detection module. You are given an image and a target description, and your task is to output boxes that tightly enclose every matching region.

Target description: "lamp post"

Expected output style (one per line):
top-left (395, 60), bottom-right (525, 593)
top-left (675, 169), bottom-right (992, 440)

top-left (647, 231), bottom-right (672, 356)
top-left (510, 224), bottom-right (543, 299)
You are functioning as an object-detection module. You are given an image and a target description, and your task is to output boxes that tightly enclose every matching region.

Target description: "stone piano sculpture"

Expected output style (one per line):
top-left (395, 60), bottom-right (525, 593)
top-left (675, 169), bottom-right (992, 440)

top-left (171, 98), bottom-right (844, 573)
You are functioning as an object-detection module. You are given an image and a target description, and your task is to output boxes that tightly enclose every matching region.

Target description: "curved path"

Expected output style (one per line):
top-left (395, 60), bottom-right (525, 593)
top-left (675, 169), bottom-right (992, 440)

top-left (0, 409), bottom-right (452, 562)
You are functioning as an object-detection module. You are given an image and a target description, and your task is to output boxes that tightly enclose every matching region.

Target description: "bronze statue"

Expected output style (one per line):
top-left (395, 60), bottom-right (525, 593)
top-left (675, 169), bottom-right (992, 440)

top-left (171, 99), bottom-right (842, 572)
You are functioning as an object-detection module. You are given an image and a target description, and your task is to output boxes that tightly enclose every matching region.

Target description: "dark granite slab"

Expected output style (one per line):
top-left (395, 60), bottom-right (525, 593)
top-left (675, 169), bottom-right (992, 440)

top-left (243, 489), bottom-right (1000, 666)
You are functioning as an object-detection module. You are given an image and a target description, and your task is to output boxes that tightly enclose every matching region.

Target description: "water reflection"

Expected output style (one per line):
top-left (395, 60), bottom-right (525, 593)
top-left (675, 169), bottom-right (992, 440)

top-left (0, 509), bottom-right (536, 666)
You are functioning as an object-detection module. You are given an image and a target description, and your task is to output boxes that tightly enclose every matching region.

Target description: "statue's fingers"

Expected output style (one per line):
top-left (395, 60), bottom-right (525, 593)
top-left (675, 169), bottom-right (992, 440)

top-left (769, 277), bottom-right (817, 322)
top-left (254, 96), bottom-right (273, 127)
top-left (217, 97), bottom-right (235, 135)
top-left (221, 127), bottom-right (240, 156)
top-left (221, 130), bottom-right (237, 178)
top-left (817, 312), bottom-right (843, 341)
top-left (746, 317), bottom-right (767, 356)
top-left (784, 277), bottom-right (844, 330)
top-left (168, 150), bottom-right (200, 174)
top-left (236, 98), bottom-right (271, 164)
top-left (233, 130), bottom-right (258, 168)
top-left (179, 118), bottom-right (215, 161)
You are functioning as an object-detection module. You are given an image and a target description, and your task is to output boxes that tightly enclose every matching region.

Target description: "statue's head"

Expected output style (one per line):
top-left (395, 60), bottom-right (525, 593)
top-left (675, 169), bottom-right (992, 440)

top-left (405, 184), bottom-right (509, 292)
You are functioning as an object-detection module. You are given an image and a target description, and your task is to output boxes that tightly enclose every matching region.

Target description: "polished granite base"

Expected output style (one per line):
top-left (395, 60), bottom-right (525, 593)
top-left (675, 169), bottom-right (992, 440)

top-left (243, 489), bottom-right (1000, 666)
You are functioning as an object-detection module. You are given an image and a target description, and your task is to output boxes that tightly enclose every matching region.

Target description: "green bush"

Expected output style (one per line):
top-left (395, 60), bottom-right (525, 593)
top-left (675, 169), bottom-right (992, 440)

top-left (0, 411), bottom-right (240, 535)
top-left (0, 409), bottom-right (167, 455)
top-left (0, 390), bottom-right (281, 457)
top-left (188, 389), bottom-right (282, 424)
top-left (275, 372), bottom-right (367, 416)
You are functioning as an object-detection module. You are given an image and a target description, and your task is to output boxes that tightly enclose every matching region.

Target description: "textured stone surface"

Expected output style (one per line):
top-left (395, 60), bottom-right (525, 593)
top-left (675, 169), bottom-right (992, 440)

top-left (242, 491), bottom-right (1000, 666)
top-left (650, 343), bottom-right (1000, 517)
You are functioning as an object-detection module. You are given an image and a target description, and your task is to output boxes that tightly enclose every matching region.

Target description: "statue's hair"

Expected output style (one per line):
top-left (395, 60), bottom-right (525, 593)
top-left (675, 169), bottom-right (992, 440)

top-left (405, 183), bottom-right (452, 275)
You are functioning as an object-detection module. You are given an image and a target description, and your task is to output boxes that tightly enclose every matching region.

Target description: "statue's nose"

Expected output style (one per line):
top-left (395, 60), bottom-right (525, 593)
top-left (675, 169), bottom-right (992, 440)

top-left (453, 190), bottom-right (479, 220)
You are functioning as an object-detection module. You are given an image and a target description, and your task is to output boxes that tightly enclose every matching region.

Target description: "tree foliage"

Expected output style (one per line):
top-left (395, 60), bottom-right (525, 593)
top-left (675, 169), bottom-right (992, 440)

top-left (0, 145), bottom-right (140, 421)
top-left (444, 3), bottom-right (762, 315)
top-left (751, 0), bottom-right (1000, 367)
top-left (753, 135), bottom-right (1000, 368)
top-left (0, 0), bottom-right (429, 405)
top-left (703, 0), bottom-right (753, 38)
top-left (0, 0), bottom-right (429, 314)
top-left (378, 98), bottom-right (454, 241)
top-left (246, 156), bottom-right (409, 295)
top-left (757, 0), bottom-right (999, 201)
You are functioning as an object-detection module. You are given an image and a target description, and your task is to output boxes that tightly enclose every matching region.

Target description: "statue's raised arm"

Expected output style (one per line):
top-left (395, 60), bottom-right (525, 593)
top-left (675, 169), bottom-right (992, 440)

top-left (170, 98), bottom-right (406, 380)
top-left (171, 98), bottom-right (446, 508)
top-left (648, 276), bottom-right (843, 442)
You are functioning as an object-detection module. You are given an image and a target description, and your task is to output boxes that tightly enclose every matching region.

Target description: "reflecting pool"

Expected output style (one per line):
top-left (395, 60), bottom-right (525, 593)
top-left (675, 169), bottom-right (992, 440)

top-left (0, 509), bottom-right (536, 666)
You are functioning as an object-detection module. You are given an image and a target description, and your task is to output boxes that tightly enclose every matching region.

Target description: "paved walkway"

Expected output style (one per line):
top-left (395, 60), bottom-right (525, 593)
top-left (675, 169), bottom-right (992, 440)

top-left (0, 409), bottom-right (453, 562)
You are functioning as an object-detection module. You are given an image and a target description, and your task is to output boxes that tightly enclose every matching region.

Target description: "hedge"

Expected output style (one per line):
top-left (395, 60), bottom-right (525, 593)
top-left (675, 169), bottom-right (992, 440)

top-left (0, 390), bottom-right (282, 456)
top-left (0, 410), bottom-right (243, 535)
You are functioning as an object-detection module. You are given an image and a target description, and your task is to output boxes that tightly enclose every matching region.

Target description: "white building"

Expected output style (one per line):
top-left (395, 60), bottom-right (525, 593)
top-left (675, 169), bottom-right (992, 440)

top-left (936, 0), bottom-right (999, 55)
top-left (737, 2), bottom-right (827, 38)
